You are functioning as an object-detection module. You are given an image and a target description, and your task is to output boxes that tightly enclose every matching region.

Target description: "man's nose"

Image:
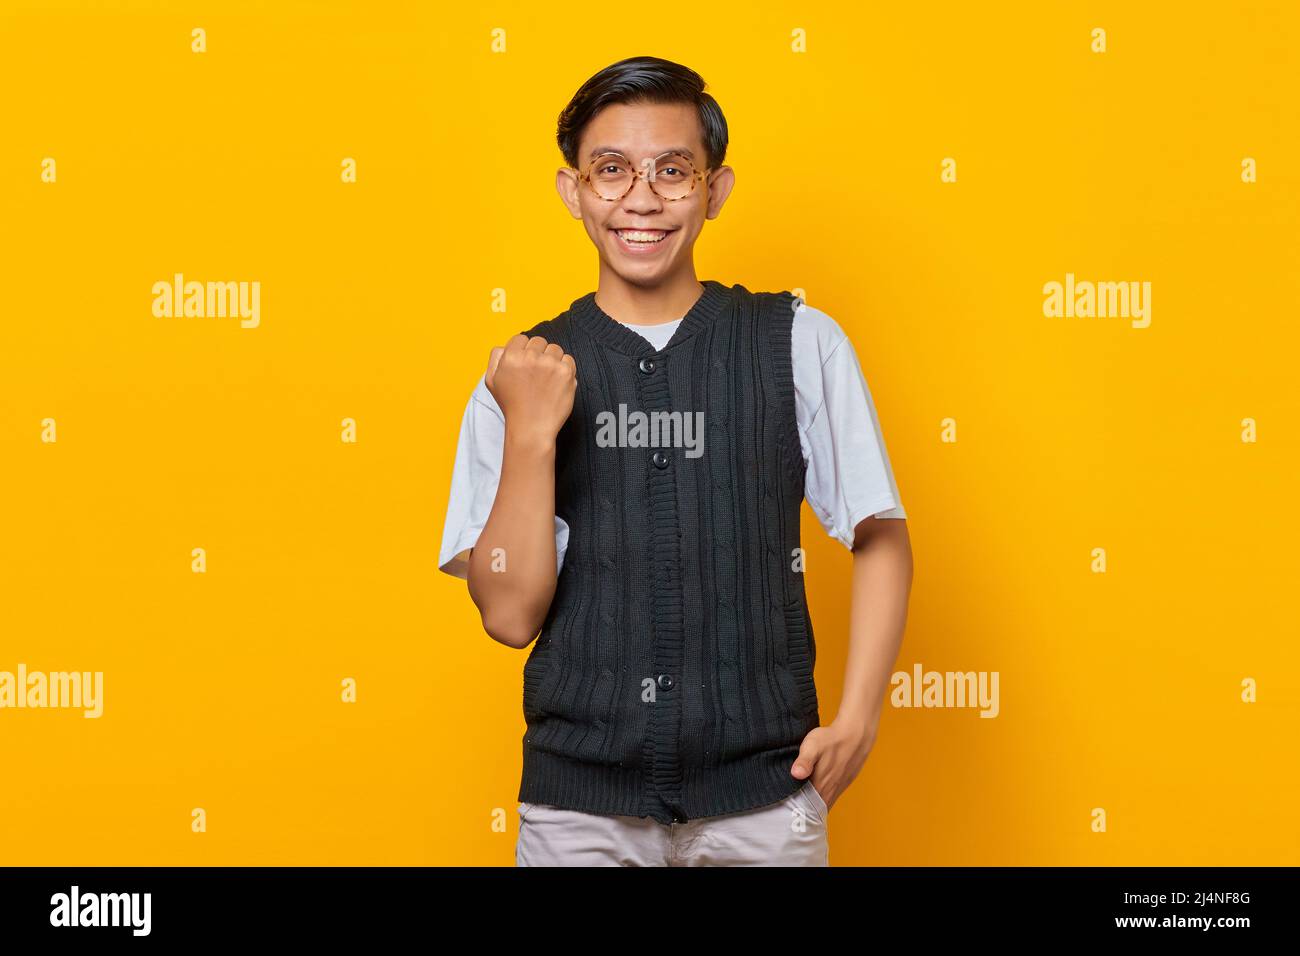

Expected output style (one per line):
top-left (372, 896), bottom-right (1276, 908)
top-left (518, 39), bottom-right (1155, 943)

top-left (621, 174), bottom-right (664, 211)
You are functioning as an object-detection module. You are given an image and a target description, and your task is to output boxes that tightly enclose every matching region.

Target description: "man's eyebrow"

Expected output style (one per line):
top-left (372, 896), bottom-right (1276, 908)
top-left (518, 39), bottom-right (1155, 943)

top-left (586, 146), bottom-right (697, 161)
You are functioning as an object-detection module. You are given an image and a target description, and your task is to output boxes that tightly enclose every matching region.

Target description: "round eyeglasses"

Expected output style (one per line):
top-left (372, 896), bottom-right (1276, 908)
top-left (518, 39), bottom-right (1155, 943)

top-left (578, 151), bottom-right (710, 202)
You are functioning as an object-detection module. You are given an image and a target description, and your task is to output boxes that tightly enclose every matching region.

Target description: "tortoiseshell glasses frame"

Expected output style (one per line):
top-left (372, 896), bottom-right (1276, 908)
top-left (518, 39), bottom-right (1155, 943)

top-left (577, 150), bottom-right (712, 202)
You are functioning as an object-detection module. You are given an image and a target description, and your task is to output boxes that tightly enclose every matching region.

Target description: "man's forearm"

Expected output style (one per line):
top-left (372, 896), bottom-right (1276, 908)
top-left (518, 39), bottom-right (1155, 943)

top-left (467, 427), bottom-right (559, 648)
top-left (836, 519), bottom-right (913, 738)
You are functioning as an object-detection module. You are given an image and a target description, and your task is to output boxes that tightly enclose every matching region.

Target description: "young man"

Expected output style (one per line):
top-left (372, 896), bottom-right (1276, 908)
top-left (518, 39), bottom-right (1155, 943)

top-left (438, 56), bottom-right (913, 866)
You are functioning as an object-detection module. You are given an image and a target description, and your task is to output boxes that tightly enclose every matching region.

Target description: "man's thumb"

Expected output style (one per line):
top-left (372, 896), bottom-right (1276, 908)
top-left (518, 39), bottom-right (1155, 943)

top-left (486, 346), bottom-right (505, 387)
top-left (791, 734), bottom-right (821, 779)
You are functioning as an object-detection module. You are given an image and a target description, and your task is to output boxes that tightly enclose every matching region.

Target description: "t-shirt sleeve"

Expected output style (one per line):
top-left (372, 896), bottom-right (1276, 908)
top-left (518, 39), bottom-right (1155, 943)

top-left (794, 303), bottom-right (907, 551)
top-left (436, 374), bottom-right (570, 579)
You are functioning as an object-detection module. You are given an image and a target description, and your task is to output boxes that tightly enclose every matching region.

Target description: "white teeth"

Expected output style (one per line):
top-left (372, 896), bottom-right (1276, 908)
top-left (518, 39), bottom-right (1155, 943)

top-left (617, 230), bottom-right (668, 243)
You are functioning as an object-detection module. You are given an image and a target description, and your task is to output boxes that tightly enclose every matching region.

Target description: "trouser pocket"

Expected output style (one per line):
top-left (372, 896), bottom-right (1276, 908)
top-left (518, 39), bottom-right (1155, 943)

top-left (798, 781), bottom-right (828, 824)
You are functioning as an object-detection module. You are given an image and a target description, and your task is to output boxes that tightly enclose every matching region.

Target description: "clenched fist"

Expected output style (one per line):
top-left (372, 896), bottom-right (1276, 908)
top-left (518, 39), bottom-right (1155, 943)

top-left (486, 334), bottom-right (578, 442)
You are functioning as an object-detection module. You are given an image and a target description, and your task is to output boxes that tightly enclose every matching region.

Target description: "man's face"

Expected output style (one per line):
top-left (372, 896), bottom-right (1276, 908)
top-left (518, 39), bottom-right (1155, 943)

top-left (557, 101), bottom-right (734, 287)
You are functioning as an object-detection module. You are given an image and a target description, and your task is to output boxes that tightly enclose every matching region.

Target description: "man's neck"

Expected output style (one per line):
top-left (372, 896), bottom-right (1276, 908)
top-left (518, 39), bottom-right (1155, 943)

top-left (592, 268), bottom-right (704, 327)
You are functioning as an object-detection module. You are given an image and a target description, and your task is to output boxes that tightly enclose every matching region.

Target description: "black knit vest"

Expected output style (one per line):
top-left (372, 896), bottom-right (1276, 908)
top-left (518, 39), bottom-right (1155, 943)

top-left (514, 279), bottom-right (819, 823)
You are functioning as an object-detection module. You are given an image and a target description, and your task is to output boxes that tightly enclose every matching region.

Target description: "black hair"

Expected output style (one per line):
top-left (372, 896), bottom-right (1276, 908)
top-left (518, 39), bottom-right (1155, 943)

top-left (557, 55), bottom-right (728, 171)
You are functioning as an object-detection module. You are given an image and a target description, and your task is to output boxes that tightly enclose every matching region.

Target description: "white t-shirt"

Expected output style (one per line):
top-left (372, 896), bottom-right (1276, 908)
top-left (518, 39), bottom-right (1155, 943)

top-left (438, 300), bottom-right (906, 579)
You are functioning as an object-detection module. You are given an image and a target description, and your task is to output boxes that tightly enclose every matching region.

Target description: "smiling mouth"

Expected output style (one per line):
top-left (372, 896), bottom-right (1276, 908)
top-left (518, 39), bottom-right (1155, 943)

top-left (611, 228), bottom-right (675, 247)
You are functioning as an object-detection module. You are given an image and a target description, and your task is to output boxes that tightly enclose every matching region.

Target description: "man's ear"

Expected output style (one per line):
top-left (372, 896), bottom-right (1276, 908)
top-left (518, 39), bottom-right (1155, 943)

top-left (704, 165), bottom-right (735, 220)
top-left (556, 167), bottom-right (583, 219)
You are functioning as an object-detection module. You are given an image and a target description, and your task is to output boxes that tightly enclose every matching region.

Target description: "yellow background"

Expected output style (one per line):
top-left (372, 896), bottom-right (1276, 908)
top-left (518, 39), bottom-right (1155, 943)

top-left (1, 0), bottom-right (1296, 865)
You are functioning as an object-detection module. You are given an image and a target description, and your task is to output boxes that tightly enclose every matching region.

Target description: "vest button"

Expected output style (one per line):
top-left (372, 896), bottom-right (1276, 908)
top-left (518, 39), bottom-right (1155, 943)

top-left (657, 674), bottom-right (675, 691)
top-left (651, 450), bottom-right (669, 469)
top-left (638, 357), bottom-right (657, 374)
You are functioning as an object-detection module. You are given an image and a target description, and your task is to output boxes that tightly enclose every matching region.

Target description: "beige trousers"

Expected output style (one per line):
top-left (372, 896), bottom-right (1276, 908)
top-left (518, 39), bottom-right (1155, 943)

top-left (516, 780), bottom-right (829, 866)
